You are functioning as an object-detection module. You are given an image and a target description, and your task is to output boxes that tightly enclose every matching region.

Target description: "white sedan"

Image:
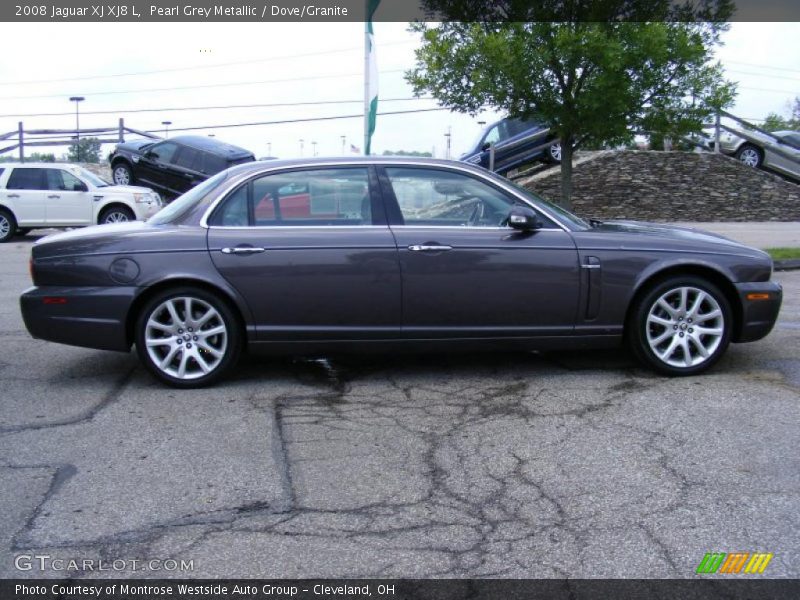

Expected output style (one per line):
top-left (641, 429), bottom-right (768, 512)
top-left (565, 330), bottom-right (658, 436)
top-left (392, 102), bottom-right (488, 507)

top-left (0, 163), bottom-right (162, 242)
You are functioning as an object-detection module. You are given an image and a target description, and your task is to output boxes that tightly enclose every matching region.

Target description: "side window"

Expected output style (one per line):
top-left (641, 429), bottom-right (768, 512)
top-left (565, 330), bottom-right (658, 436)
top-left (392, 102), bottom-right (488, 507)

top-left (45, 169), bottom-right (65, 190)
top-left (148, 142), bottom-right (180, 164)
top-left (7, 168), bottom-right (45, 190)
top-left (60, 170), bottom-right (84, 191)
top-left (174, 147), bottom-right (200, 170)
top-left (201, 153), bottom-right (227, 175)
top-left (209, 168), bottom-right (371, 227)
top-left (483, 124), bottom-right (502, 146)
top-left (384, 167), bottom-right (521, 228)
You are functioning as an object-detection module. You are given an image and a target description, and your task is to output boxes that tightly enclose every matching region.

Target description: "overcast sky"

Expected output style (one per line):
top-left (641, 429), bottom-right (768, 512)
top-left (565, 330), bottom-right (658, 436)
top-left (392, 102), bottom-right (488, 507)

top-left (0, 21), bottom-right (797, 160)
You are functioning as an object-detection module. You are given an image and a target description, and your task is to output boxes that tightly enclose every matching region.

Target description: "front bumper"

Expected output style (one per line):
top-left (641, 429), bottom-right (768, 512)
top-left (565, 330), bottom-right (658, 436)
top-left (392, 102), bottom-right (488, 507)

top-left (733, 281), bottom-right (783, 343)
top-left (20, 285), bottom-right (138, 352)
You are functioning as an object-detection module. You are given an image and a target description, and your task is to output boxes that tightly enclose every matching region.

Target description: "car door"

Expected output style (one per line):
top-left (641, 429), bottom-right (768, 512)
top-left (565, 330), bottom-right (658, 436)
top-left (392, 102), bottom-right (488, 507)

top-left (766, 133), bottom-right (800, 179)
top-left (378, 165), bottom-right (580, 338)
top-left (3, 167), bottom-right (47, 225)
top-left (44, 168), bottom-right (92, 225)
top-left (207, 166), bottom-right (401, 341)
top-left (172, 146), bottom-right (207, 193)
top-left (136, 140), bottom-right (183, 194)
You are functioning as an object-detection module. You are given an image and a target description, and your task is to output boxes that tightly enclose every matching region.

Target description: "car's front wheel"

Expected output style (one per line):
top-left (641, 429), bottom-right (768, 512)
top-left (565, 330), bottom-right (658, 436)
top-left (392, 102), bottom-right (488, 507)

top-left (99, 206), bottom-right (135, 224)
top-left (628, 276), bottom-right (732, 376)
top-left (135, 287), bottom-right (242, 388)
top-left (0, 209), bottom-right (17, 243)
top-left (112, 163), bottom-right (134, 185)
top-left (547, 142), bottom-right (562, 163)
top-left (736, 144), bottom-right (763, 168)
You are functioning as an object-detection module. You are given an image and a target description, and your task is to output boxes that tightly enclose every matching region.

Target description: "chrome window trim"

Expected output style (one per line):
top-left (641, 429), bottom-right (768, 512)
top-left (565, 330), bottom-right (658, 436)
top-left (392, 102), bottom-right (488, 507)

top-left (199, 160), bottom-right (572, 232)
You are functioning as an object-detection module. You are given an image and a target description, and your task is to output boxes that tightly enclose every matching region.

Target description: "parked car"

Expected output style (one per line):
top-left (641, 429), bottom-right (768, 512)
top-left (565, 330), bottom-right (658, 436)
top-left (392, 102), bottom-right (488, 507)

top-left (460, 117), bottom-right (561, 175)
top-left (706, 128), bottom-right (800, 181)
top-left (0, 163), bottom-right (161, 243)
top-left (109, 135), bottom-right (255, 199)
top-left (20, 158), bottom-right (781, 387)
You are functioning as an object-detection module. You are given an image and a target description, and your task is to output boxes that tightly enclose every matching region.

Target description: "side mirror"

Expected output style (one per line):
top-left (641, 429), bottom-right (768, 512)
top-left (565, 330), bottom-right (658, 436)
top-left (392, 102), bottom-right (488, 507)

top-left (507, 205), bottom-right (542, 231)
top-left (481, 142), bottom-right (491, 152)
top-left (144, 150), bottom-right (157, 160)
top-left (73, 182), bottom-right (88, 192)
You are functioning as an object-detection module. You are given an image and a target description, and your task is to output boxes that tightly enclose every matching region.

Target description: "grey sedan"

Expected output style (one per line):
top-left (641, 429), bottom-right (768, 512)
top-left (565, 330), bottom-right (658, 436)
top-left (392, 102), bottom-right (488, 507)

top-left (20, 158), bottom-right (782, 387)
top-left (712, 128), bottom-right (800, 180)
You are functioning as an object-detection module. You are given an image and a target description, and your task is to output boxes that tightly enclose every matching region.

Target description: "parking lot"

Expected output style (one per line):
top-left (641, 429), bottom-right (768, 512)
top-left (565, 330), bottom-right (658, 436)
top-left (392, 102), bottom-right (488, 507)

top-left (0, 233), bottom-right (798, 579)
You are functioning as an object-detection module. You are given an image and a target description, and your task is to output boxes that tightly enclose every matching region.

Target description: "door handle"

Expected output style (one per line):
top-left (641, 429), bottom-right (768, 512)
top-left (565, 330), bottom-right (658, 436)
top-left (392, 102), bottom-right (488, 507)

top-left (47, 194), bottom-right (60, 199)
top-left (408, 244), bottom-right (453, 252)
top-left (221, 246), bottom-right (266, 255)
top-left (6, 193), bottom-right (20, 198)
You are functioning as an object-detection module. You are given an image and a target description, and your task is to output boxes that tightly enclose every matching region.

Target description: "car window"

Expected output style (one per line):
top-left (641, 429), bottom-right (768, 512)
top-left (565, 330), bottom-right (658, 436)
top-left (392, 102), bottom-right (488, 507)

top-left (174, 147), bottom-right (200, 170)
top-left (779, 133), bottom-right (800, 148)
top-left (209, 168), bottom-right (371, 227)
top-left (148, 141), bottom-right (180, 164)
top-left (6, 168), bottom-right (45, 190)
top-left (483, 124), bottom-right (502, 146)
top-left (201, 153), bottom-right (228, 175)
top-left (60, 170), bottom-right (84, 191)
top-left (384, 167), bottom-right (522, 227)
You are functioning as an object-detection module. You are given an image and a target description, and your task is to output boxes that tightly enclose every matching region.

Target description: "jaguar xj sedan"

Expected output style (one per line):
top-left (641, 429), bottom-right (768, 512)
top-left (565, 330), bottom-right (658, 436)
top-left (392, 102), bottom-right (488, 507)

top-left (20, 158), bottom-right (782, 387)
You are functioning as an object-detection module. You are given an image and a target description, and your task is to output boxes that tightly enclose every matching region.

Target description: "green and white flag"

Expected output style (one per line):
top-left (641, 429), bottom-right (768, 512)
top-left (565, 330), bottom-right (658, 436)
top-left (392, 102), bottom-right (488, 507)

top-left (364, 0), bottom-right (380, 155)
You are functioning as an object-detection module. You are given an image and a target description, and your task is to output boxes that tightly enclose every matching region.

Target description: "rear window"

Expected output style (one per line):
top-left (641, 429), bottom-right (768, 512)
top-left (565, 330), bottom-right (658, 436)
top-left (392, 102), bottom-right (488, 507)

top-left (7, 168), bottom-right (45, 190)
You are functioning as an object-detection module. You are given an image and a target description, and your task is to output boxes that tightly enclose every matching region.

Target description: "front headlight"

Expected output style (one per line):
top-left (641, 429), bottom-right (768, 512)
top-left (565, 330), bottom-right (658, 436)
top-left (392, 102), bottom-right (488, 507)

top-left (133, 193), bottom-right (154, 204)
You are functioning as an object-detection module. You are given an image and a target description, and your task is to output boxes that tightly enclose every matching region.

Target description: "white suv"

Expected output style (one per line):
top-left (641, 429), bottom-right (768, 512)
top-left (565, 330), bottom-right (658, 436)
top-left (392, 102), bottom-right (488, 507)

top-left (0, 163), bottom-right (162, 242)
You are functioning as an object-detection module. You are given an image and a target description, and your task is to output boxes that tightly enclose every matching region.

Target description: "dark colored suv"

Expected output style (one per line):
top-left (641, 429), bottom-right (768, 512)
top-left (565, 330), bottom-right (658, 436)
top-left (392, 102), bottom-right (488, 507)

top-left (109, 135), bottom-right (255, 199)
top-left (460, 117), bottom-right (561, 175)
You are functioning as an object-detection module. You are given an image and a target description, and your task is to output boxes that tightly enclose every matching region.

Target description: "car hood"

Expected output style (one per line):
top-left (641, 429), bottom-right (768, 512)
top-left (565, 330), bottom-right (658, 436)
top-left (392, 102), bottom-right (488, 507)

top-left (588, 220), bottom-right (771, 256)
top-left (115, 139), bottom-right (154, 153)
top-left (97, 184), bottom-right (159, 195)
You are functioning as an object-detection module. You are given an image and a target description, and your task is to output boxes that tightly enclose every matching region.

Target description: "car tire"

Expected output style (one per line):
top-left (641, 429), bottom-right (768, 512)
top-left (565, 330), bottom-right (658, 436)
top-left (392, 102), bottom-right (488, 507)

top-left (112, 163), bottom-right (134, 186)
top-left (735, 144), bottom-right (763, 168)
top-left (16, 227), bottom-right (31, 237)
top-left (628, 275), bottom-right (732, 376)
top-left (0, 209), bottom-right (17, 243)
top-left (135, 287), bottom-right (242, 388)
top-left (99, 206), bottom-right (135, 224)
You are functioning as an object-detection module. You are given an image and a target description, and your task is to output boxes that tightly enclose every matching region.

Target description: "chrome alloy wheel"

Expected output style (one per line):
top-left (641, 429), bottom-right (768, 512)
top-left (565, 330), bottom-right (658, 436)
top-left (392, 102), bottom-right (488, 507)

top-left (144, 296), bottom-right (228, 380)
top-left (0, 215), bottom-right (10, 238)
top-left (113, 166), bottom-right (131, 185)
top-left (103, 210), bottom-right (130, 223)
top-left (549, 142), bottom-right (562, 161)
top-left (738, 147), bottom-right (760, 167)
top-left (645, 286), bottom-right (724, 369)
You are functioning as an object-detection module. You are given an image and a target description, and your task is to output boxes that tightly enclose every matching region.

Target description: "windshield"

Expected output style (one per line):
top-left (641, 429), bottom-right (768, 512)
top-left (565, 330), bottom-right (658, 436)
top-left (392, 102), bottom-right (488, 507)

top-left (148, 170), bottom-right (230, 225)
top-left (491, 173), bottom-right (589, 230)
top-left (73, 167), bottom-right (110, 187)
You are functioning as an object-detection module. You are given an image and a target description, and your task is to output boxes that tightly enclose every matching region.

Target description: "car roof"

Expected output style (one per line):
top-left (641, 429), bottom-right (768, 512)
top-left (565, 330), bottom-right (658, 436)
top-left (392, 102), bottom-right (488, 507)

top-left (222, 156), bottom-right (491, 176)
top-left (165, 135), bottom-right (253, 157)
top-left (0, 162), bottom-right (82, 169)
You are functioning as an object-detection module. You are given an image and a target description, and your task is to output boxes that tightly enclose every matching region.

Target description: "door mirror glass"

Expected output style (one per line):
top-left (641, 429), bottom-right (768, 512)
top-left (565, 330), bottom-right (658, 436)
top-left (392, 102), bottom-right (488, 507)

top-left (73, 182), bottom-right (88, 192)
top-left (507, 205), bottom-right (542, 231)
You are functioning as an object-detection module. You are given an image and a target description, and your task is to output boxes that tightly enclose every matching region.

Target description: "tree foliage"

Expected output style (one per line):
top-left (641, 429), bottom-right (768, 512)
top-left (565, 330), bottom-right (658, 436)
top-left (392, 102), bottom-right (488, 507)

top-left (761, 97), bottom-right (800, 131)
top-left (407, 0), bottom-right (736, 208)
top-left (67, 137), bottom-right (102, 163)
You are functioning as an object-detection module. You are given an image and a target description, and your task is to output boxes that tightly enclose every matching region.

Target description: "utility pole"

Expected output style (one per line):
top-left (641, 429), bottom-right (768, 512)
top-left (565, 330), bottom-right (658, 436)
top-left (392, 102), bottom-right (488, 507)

top-left (299, 139), bottom-right (304, 157)
top-left (161, 120), bottom-right (172, 138)
top-left (312, 141), bottom-right (318, 157)
top-left (444, 126), bottom-right (452, 159)
top-left (69, 96), bottom-right (85, 162)
top-left (341, 135), bottom-right (346, 155)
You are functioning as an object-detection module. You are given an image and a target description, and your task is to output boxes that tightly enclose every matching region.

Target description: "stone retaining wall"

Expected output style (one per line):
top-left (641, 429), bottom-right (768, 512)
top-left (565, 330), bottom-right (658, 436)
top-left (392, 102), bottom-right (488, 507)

top-left (522, 151), bottom-right (800, 222)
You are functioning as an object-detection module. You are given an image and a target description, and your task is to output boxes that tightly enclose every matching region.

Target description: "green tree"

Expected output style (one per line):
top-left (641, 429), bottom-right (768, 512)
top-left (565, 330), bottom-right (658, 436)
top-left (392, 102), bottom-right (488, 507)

top-left (67, 137), bottom-right (102, 163)
top-left (762, 97), bottom-right (800, 131)
top-left (382, 149), bottom-right (433, 157)
top-left (407, 1), bottom-right (736, 209)
top-left (27, 152), bottom-right (56, 162)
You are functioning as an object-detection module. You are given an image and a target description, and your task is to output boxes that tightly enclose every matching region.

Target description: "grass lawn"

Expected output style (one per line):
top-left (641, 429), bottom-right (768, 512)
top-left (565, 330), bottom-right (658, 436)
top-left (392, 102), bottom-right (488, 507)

top-left (766, 247), bottom-right (800, 260)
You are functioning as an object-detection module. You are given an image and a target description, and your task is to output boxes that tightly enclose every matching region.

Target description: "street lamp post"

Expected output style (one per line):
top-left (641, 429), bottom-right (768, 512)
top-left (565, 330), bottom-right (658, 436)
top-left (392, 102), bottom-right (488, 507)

top-left (69, 96), bottom-right (85, 162)
top-left (267, 141), bottom-right (271, 156)
top-left (161, 120), bottom-right (172, 138)
top-left (299, 139), bottom-right (304, 157)
top-left (312, 141), bottom-right (318, 157)
top-left (341, 135), bottom-right (346, 155)
top-left (444, 126), bottom-right (452, 159)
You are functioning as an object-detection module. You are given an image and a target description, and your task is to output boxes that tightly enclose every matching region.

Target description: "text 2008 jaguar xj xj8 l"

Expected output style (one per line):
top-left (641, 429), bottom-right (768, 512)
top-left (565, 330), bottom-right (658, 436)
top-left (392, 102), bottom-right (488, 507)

top-left (20, 158), bottom-right (782, 387)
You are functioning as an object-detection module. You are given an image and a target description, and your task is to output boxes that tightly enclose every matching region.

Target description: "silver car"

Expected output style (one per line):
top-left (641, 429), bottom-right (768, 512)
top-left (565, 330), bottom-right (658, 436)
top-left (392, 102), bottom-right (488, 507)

top-left (710, 129), bottom-right (800, 180)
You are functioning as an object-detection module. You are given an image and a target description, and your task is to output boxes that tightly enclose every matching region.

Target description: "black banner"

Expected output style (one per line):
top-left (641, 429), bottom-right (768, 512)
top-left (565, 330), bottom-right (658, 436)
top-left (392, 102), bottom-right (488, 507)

top-left (3, 579), bottom-right (800, 600)
top-left (3, 0), bottom-right (800, 23)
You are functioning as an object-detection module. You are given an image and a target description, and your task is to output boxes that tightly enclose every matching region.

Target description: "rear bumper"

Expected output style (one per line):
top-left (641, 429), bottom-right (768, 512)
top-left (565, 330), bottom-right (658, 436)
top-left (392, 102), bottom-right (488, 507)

top-left (20, 285), bottom-right (138, 352)
top-left (733, 281), bottom-right (783, 343)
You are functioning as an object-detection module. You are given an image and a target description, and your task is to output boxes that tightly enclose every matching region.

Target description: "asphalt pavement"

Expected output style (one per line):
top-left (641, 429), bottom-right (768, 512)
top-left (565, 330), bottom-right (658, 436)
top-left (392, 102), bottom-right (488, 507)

top-left (0, 233), bottom-right (798, 579)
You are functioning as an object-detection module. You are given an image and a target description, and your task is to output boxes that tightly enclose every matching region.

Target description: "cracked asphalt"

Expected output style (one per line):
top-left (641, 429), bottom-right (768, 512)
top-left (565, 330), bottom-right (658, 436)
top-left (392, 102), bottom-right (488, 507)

top-left (1, 234), bottom-right (798, 579)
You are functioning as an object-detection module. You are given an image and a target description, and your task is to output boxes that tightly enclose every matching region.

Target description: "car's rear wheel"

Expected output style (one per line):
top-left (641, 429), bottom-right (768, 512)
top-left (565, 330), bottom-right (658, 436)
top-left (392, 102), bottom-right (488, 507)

top-left (135, 287), bottom-right (242, 388)
top-left (628, 276), bottom-right (732, 376)
top-left (0, 209), bottom-right (17, 243)
top-left (736, 144), bottom-right (763, 168)
top-left (112, 163), bottom-right (134, 185)
top-left (99, 206), bottom-right (134, 224)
